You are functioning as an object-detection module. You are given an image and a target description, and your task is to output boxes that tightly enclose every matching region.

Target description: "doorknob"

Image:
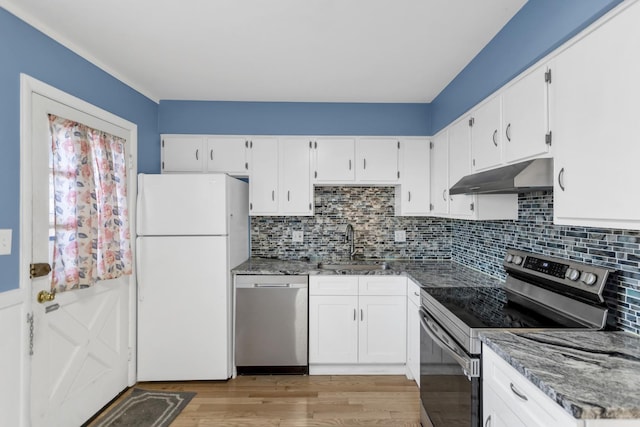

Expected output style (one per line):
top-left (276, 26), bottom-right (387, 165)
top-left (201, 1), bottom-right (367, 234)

top-left (37, 289), bottom-right (56, 304)
top-left (30, 263), bottom-right (51, 278)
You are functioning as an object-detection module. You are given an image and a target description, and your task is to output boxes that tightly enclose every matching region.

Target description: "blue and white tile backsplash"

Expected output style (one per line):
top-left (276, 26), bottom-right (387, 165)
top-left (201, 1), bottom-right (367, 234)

top-left (250, 187), bottom-right (640, 335)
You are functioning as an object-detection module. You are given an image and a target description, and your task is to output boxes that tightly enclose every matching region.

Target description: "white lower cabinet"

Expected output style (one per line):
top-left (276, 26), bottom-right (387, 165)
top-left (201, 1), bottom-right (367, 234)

top-left (309, 276), bottom-right (407, 373)
top-left (483, 345), bottom-right (577, 427)
top-left (406, 279), bottom-right (421, 386)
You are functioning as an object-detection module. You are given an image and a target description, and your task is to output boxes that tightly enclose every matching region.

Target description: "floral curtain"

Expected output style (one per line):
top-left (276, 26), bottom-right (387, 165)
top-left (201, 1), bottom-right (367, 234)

top-left (49, 114), bottom-right (133, 292)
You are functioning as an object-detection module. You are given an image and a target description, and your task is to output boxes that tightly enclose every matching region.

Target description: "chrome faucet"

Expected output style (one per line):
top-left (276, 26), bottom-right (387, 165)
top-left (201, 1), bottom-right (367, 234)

top-left (346, 223), bottom-right (357, 260)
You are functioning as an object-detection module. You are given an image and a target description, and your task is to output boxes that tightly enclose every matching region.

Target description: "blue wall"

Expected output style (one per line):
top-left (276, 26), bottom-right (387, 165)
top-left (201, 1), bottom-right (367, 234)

top-left (431, 0), bottom-right (622, 133)
top-left (0, 8), bottom-right (158, 292)
top-left (159, 100), bottom-right (431, 136)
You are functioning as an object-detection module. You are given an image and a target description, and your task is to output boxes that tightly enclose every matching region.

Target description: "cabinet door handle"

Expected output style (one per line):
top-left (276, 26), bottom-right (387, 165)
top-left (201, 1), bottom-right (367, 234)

top-left (492, 129), bottom-right (498, 147)
top-left (353, 308), bottom-right (357, 321)
top-left (506, 123), bottom-right (512, 141)
top-left (414, 291), bottom-right (420, 297)
top-left (485, 415), bottom-right (492, 427)
top-left (195, 149), bottom-right (199, 160)
top-left (558, 168), bottom-right (565, 191)
top-left (363, 158), bottom-right (367, 170)
top-left (360, 309), bottom-right (364, 321)
top-left (349, 159), bottom-right (352, 170)
top-left (287, 190), bottom-right (290, 201)
top-left (408, 191), bottom-right (411, 202)
top-left (210, 149), bottom-right (213, 161)
top-left (272, 190), bottom-right (275, 201)
top-left (442, 189), bottom-right (447, 201)
top-left (510, 382), bottom-right (528, 401)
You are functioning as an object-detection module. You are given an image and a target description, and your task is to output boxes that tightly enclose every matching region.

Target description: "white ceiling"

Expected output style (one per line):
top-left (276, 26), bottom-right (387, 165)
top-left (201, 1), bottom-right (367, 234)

top-left (2, 0), bottom-right (526, 103)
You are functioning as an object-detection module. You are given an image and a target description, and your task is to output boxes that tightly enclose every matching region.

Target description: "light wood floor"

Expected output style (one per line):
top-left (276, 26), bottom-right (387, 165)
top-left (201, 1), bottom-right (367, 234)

top-left (89, 375), bottom-right (420, 426)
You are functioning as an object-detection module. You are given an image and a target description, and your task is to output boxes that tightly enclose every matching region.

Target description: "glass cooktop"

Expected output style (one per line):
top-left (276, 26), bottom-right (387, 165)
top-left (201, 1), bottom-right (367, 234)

top-left (423, 286), bottom-right (587, 329)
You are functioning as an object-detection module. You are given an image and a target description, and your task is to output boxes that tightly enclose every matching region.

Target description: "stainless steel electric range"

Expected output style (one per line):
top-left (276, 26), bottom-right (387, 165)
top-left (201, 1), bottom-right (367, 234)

top-left (419, 249), bottom-right (612, 427)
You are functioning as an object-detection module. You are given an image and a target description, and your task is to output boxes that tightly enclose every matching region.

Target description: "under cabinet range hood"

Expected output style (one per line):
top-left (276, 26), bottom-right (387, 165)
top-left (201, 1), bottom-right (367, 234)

top-left (449, 158), bottom-right (553, 195)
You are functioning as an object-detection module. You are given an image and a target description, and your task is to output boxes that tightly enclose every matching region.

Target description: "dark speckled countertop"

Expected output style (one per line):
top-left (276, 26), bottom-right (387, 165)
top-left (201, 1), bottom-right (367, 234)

top-left (232, 258), bottom-right (504, 289)
top-left (481, 331), bottom-right (640, 420)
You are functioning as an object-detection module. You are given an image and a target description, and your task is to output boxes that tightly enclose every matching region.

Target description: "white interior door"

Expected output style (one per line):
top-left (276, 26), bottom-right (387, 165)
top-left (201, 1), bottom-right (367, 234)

top-left (28, 90), bottom-right (134, 427)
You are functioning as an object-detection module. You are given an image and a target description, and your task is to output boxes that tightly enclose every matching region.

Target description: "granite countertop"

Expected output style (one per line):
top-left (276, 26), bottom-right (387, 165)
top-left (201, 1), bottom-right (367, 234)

top-left (232, 258), bottom-right (504, 289)
top-left (480, 331), bottom-right (640, 420)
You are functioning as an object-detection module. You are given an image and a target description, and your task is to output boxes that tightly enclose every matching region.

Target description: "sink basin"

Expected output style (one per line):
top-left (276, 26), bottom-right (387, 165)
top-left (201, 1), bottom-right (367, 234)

top-left (316, 262), bottom-right (390, 271)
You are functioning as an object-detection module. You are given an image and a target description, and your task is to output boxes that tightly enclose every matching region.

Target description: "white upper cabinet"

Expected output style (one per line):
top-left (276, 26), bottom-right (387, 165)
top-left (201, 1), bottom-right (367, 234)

top-left (550, 0), bottom-right (640, 230)
top-left (161, 134), bottom-right (249, 175)
top-left (429, 131), bottom-right (449, 217)
top-left (313, 138), bottom-right (399, 184)
top-left (437, 117), bottom-right (518, 221)
top-left (161, 135), bottom-right (204, 172)
top-left (248, 138), bottom-right (279, 215)
top-left (469, 63), bottom-right (551, 174)
top-left (313, 138), bottom-right (356, 183)
top-left (395, 138), bottom-right (430, 216)
top-left (448, 117), bottom-right (476, 218)
top-left (470, 96), bottom-right (502, 172)
top-left (502, 64), bottom-right (551, 163)
top-left (279, 138), bottom-right (313, 215)
top-left (356, 138), bottom-right (400, 183)
top-left (249, 138), bottom-right (313, 216)
top-left (206, 137), bottom-right (248, 175)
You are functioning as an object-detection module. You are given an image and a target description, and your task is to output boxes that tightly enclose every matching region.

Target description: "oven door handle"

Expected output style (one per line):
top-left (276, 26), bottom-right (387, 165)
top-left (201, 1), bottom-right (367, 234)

top-left (420, 311), bottom-right (480, 378)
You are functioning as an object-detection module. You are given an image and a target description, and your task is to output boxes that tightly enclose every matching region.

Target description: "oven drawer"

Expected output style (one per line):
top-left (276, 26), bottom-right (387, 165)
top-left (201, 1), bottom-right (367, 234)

top-left (482, 345), bottom-right (578, 427)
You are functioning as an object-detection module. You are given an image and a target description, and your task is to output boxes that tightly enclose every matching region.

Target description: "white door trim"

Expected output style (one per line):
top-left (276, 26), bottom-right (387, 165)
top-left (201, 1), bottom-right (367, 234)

top-left (19, 74), bottom-right (138, 427)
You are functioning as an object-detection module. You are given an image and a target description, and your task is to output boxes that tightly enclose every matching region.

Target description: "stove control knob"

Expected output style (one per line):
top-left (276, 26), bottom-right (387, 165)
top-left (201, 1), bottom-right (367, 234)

top-left (512, 255), bottom-right (523, 265)
top-left (565, 268), bottom-right (581, 281)
top-left (581, 272), bottom-right (598, 286)
top-left (505, 254), bottom-right (514, 263)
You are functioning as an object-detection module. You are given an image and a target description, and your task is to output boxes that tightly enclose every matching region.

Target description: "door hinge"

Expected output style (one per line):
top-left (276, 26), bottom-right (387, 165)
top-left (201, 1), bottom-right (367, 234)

top-left (128, 154), bottom-right (134, 170)
top-left (128, 347), bottom-right (132, 362)
top-left (27, 312), bottom-right (34, 356)
top-left (469, 118), bottom-right (475, 127)
top-left (161, 161), bottom-right (165, 170)
top-left (470, 203), bottom-right (475, 212)
top-left (545, 69), bottom-right (552, 83)
top-left (545, 131), bottom-right (553, 146)
top-left (430, 141), bottom-right (434, 149)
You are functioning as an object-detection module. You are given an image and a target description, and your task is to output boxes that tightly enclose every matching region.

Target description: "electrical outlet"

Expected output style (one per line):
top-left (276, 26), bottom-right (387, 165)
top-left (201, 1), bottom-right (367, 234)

top-left (0, 229), bottom-right (12, 255)
top-left (292, 230), bottom-right (304, 243)
top-left (394, 230), bottom-right (406, 243)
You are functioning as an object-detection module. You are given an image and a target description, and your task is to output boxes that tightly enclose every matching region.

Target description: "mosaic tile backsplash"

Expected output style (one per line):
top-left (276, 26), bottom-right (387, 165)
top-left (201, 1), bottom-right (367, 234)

top-left (250, 187), bottom-right (640, 335)
top-left (250, 186), bottom-right (451, 261)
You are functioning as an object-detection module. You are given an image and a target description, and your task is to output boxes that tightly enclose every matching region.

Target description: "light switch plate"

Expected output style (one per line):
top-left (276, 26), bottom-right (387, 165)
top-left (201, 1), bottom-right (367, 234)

top-left (292, 230), bottom-right (304, 243)
top-left (0, 229), bottom-right (12, 255)
top-left (394, 230), bottom-right (406, 243)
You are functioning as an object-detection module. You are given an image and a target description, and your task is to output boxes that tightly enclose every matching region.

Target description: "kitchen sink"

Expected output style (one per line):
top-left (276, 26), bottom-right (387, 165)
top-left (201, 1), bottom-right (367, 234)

top-left (316, 262), bottom-right (390, 271)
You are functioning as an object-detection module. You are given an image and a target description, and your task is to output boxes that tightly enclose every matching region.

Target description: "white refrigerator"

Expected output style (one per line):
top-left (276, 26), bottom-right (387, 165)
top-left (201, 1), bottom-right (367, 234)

top-left (136, 173), bottom-right (248, 381)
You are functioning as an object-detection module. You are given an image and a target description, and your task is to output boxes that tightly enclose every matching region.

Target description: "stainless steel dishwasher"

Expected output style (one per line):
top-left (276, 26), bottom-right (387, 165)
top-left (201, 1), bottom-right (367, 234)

top-left (234, 275), bottom-right (308, 374)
